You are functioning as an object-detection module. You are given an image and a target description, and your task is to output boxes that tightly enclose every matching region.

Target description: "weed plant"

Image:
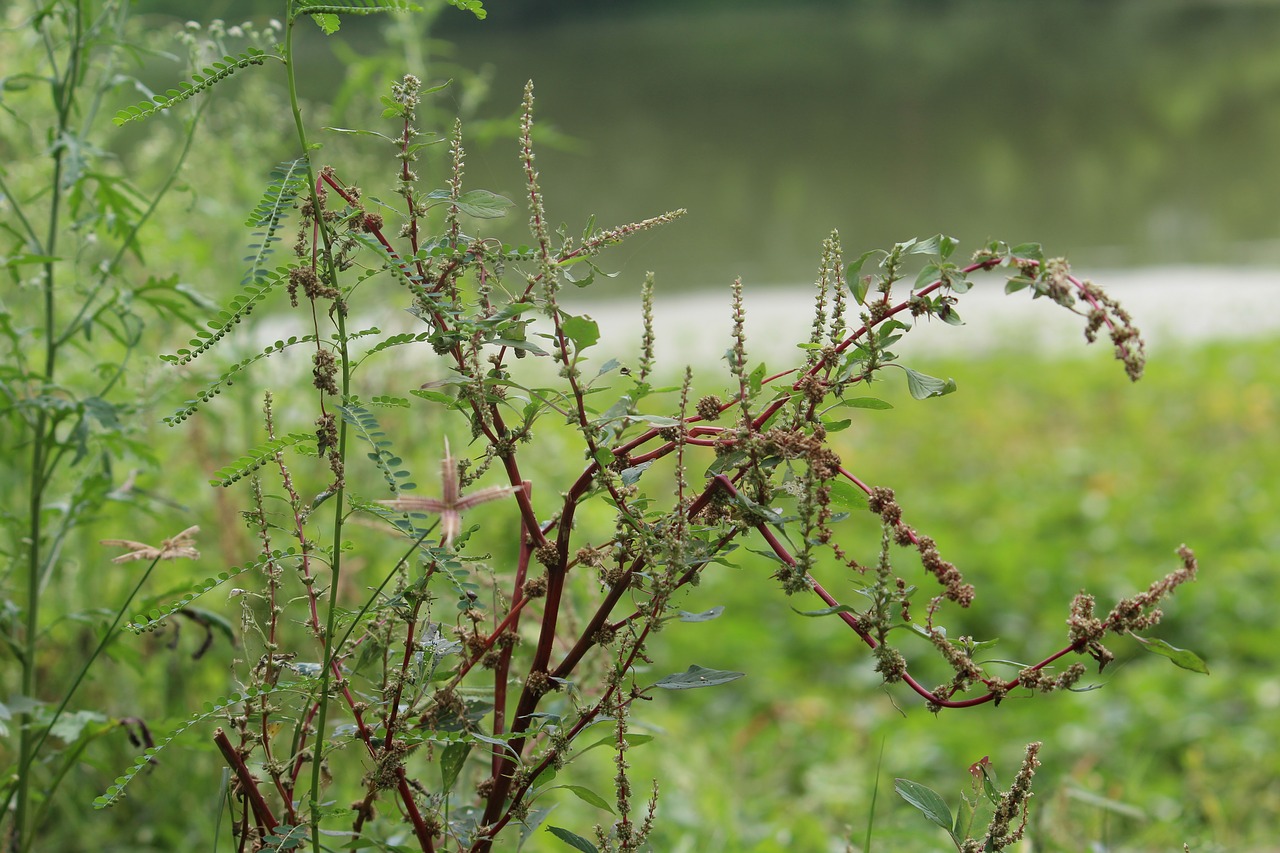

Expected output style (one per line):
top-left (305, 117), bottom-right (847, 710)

top-left (2, 2), bottom-right (1209, 852)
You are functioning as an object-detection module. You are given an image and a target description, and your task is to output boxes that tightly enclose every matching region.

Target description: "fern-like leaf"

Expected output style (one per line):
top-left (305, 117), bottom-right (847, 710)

top-left (356, 331), bottom-right (432, 366)
top-left (93, 683), bottom-right (301, 809)
top-left (292, 0), bottom-right (423, 17)
top-left (210, 432), bottom-right (315, 487)
top-left (127, 549), bottom-right (300, 633)
top-left (112, 48), bottom-right (272, 126)
top-left (242, 157), bottom-right (307, 289)
top-left (160, 267), bottom-right (289, 366)
top-left (341, 403), bottom-right (417, 493)
top-left (163, 335), bottom-right (317, 426)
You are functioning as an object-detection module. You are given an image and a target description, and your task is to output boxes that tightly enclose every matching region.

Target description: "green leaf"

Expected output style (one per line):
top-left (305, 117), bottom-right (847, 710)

top-left (561, 785), bottom-right (615, 814)
top-left (545, 826), bottom-right (599, 852)
top-left (652, 664), bottom-right (745, 690)
top-left (625, 414), bottom-right (681, 427)
top-left (560, 313), bottom-right (599, 351)
top-left (1132, 635), bottom-right (1209, 674)
top-left (908, 234), bottom-right (942, 256)
top-left (310, 12), bottom-right (341, 33)
top-left (446, 0), bottom-right (487, 18)
top-left (112, 48), bottom-right (270, 126)
top-left (748, 362), bottom-right (767, 396)
top-left (678, 606), bottom-right (724, 623)
top-left (50, 710), bottom-right (107, 743)
top-left (793, 603), bottom-right (859, 618)
top-left (1, 253), bottom-right (60, 267)
top-left (914, 262), bottom-right (941, 290)
top-left (620, 461), bottom-right (652, 486)
top-left (452, 189), bottom-right (514, 219)
top-left (848, 249), bottom-right (878, 304)
top-left (901, 366), bottom-right (957, 400)
top-left (843, 396), bottom-right (893, 410)
top-left (895, 778), bottom-right (955, 833)
top-left (826, 479), bottom-right (868, 510)
top-left (440, 741), bottom-right (471, 792)
top-left (1009, 242), bottom-right (1044, 262)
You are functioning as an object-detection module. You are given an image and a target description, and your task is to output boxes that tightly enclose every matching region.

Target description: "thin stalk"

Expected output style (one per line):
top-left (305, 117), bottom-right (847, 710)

top-left (13, 3), bottom-right (83, 847)
top-left (283, 13), bottom-right (356, 851)
top-left (15, 552), bottom-right (166, 853)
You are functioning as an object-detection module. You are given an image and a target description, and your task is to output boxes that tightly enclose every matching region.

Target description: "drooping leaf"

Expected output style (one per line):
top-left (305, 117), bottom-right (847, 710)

top-left (439, 741), bottom-right (471, 792)
top-left (792, 603), bottom-right (859, 618)
top-left (901, 366), bottom-right (957, 400)
top-left (748, 361), bottom-right (767, 396)
top-left (625, 414), bottom-right (680, 427)
top-left (677, 606), bottom-right (725, 623)
top-left (561, 785), bottom-right (615, 814)
top-left (842, 396), bottom-right (893, 410)
top-left (1132, 635), bottom-right (1209, 674)
top-left (652, 665), bottom-right (745, 690)
top-left (545, 825), bottom-right (599, 853)
top-left (620, 461), bottom-right (652, 486)
top-left (895, 778), bottom-right (955, 836)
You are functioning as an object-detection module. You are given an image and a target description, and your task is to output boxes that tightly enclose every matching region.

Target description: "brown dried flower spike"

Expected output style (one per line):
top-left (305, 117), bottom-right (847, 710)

top-left (101, 526), bottom-right (201, 563)
top-left (377, 439), bottom-right (520, 548)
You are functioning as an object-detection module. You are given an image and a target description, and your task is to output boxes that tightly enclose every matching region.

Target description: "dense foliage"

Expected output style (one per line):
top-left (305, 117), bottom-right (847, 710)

top-left (3, 3), bottom-right (1249, 853)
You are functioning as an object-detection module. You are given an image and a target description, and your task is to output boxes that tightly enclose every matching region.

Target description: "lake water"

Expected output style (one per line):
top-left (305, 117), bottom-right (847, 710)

top-left (419, 1), bottom-right (1280, 295)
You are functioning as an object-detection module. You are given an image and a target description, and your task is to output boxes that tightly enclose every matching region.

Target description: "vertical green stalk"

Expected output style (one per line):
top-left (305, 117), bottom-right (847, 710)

top-left (282, 10), bottom-right (352, 849)
top-left (13, 3), bottom-right (83, 849)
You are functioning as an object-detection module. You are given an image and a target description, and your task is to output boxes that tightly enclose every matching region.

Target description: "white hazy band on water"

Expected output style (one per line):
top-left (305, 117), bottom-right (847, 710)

top-left (566, 267), bottom-right (1280, 366)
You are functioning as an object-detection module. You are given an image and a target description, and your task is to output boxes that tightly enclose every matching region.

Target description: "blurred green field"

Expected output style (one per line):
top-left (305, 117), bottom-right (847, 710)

top-left (17, 329), bottom-right (1278, 852)
top-left (525, 332), bottom-right (1280, 852)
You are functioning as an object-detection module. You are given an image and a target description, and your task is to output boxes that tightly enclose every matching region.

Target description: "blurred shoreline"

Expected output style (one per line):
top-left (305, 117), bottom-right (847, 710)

top-left (568, 266), bottom-right (1280, 366)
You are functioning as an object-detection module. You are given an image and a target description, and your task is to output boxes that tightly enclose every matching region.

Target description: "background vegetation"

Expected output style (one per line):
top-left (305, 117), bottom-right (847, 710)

top-left (3, 1), bottom-right (1277, 851)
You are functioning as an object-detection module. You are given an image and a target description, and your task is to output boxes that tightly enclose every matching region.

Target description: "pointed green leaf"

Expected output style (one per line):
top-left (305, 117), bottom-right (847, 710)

top-left (914, 262), bottom-right (941, 289)
top-left (792, 603), bottom-right (859, 618)
top-left (620, 461), bottom-right (653, 486)
top-left (895, 778), bottom-right (954, 832)
top-left (1132, 636), bottom-right (1209, 674)
top-left (901, 366), bottom-right (957, 400)
top-left (848, 249), bottom-right (879, 304)
top-left (826, 479), bottom-right (868, 510)
top-left (652, 664), bottom-right (744, 690)
top-left (561, 785), bottom-right (615, 814)
top-left (545, 825), bottom-right (599, 852)
top-left (843, 396), bottom-right (893, 410)
top-left (440, 741), bottom-right (471, 792)
top-left (452, 189), bottom-right (514, 219)
top-left (678, 606), bottom-right (724, 623)
top-left (625, 414), bottom-right (680, 427)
